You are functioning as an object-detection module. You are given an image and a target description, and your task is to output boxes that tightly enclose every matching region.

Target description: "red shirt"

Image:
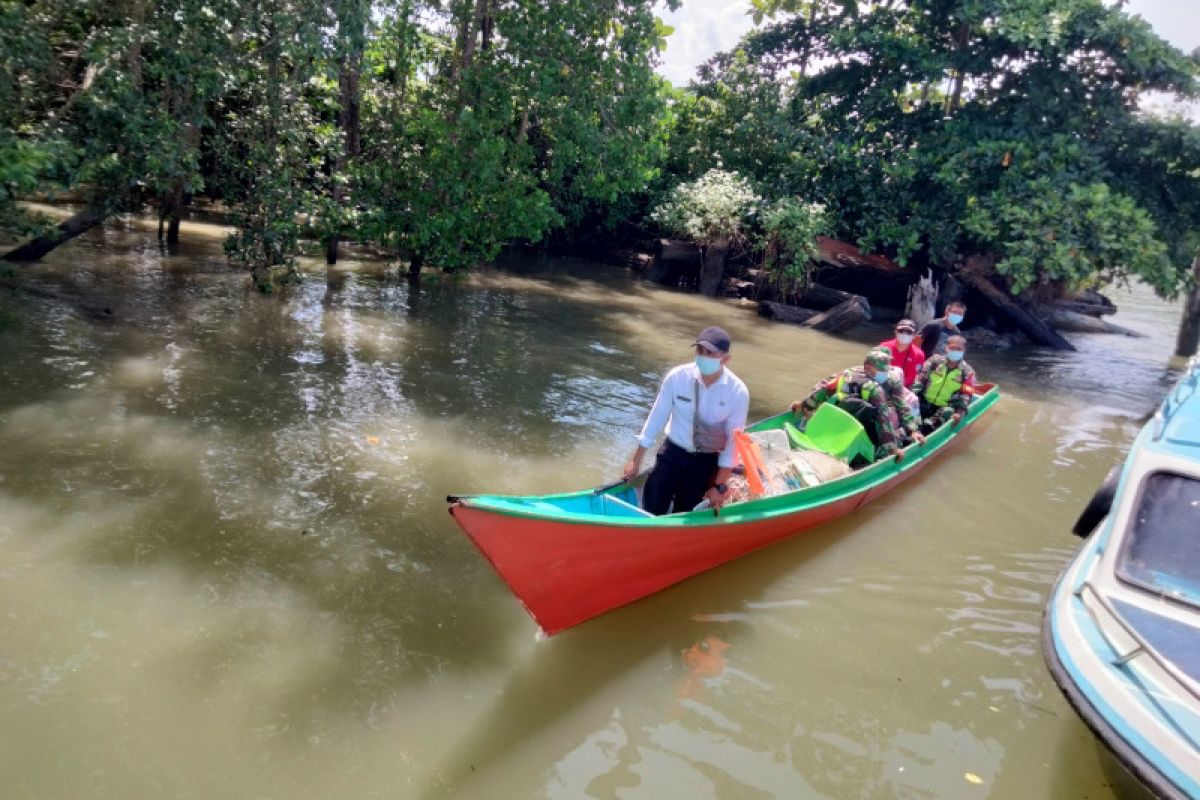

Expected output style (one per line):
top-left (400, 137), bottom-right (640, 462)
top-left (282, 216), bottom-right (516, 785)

top-left (881, 338), bottom-right (926, 387)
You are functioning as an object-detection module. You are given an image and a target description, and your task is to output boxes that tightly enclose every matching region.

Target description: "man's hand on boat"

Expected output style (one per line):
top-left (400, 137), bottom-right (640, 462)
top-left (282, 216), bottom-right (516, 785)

top-left (621, 448), bottom-right (645, 482)
top-left (951, 409), bottom-right (966, 427)
top-left (788, 400), bottom-right (811, 418)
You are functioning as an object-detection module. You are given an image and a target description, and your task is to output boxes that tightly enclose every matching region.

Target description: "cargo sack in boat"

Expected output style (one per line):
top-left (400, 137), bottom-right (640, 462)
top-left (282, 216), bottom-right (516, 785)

top-left (748, 430), bottom-right (850, 493)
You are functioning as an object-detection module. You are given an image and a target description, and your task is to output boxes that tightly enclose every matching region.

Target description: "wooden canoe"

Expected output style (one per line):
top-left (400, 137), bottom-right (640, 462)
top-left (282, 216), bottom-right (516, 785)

top-left (449, 383), bottom-right (1000, 635)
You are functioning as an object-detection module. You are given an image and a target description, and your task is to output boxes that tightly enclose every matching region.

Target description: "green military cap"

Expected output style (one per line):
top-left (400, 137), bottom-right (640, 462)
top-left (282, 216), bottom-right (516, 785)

top-left (865, 347), bottom-right (892, 370)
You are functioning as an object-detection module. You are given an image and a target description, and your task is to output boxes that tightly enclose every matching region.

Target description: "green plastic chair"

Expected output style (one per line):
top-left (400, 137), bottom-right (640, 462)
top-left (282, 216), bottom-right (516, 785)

top-left (784, 403), bottom-right (875, 464)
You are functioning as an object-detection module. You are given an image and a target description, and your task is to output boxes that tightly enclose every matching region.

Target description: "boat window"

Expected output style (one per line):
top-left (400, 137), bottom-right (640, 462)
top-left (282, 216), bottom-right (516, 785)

top-left (1116, 472), bottom-right (1200, 608)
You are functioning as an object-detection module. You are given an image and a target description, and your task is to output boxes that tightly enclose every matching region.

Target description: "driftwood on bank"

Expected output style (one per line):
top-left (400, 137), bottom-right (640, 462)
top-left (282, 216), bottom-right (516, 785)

top-left (905, 269), bottom-right (938, 327)
top-left (2, 205), bottom-right (106, 262)
top-left (759, 301), bottom-right (820, 324)
top-left (805, 296), bottom-right (871, 333)
top-left (1042, 307), bottom-right (1143, 337)
top-left (959, 263), bottom-right (1076, 351)
top-left (797, 284), bottom-right (857, 311)
top-left (759, 294), bottom-right (871, 334)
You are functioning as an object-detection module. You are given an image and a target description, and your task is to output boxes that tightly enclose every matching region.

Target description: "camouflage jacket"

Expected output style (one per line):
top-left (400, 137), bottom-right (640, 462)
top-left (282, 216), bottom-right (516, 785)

top-left (800, 368), bottom-right (918, 453)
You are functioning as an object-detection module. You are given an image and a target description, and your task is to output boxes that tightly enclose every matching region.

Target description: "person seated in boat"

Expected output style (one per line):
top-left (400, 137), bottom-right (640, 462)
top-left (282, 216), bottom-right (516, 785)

top-left (880, 318), bottom-right (925, 388)
top-left (915, 301), bottom-right (966, 356)
top-left (911, 335), bottom-right (977, 431)
top-left (790, 348), bottom-right (924, 463)
top-left (622, 326), bottom-right (750, 515)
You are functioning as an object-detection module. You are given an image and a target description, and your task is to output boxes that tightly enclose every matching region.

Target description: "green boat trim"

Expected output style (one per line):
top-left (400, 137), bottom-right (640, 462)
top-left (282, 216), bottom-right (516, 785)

top-left (452, 384), bottom-right (1001, 527)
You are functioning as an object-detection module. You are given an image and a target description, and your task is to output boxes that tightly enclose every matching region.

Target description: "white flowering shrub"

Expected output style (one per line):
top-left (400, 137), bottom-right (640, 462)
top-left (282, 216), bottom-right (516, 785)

top-left (651, 169), bottom-right (760, 244)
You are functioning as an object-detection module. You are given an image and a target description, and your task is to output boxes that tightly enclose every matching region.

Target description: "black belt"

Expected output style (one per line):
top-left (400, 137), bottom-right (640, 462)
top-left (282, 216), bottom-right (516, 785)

top-left (663, 439), bottom-right (720, 459)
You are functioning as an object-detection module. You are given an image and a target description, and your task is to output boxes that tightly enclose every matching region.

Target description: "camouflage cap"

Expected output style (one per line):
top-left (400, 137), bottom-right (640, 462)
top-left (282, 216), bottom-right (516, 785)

top-left (865, 347), bottom-right (892, 370)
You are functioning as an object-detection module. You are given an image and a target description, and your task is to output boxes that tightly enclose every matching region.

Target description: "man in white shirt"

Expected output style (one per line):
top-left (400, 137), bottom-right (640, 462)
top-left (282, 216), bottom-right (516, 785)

top-left (622, 326), bottom-right (750, 514)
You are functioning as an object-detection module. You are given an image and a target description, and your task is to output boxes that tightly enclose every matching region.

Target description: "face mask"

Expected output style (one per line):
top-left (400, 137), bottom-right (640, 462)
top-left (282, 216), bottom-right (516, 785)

top-left (947, 350), bottom-right (964, 362)
top-left (897, 333), bottom-right (913, 345)
top-left (874, 370), bottom-right (890, 383)
top-left (948, 313), bottom-right (964, 326)
top-left (695, 355), bottom-right (722, 376)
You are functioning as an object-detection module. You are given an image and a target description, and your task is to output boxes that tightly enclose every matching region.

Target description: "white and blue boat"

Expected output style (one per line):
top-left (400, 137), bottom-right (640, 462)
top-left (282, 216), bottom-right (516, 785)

top-left (1044, 357), bottom-right (1200, 799)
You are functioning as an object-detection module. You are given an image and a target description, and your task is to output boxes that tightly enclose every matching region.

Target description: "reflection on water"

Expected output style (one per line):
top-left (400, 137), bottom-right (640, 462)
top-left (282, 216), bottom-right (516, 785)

top-left (0, 216), bottom-right (1187, 797)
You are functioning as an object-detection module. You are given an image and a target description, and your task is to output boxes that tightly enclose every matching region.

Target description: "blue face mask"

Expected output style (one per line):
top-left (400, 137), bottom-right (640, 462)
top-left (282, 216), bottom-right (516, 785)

top-left (948, 313), bottom-right (964, 326)
top-left (695, 355), bottom-right (722, 376)
top-left (874, 370), bottom-right (890, 383)
top-left (947, 350), bottom-right (964, 362)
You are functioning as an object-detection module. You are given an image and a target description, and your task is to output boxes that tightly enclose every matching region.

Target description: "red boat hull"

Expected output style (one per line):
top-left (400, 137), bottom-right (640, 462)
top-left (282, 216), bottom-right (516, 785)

top-left (450, 435), bottom-right (957, 635)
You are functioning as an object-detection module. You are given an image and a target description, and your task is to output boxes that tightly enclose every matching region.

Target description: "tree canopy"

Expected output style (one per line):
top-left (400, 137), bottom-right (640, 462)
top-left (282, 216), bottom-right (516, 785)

top-left (672, 0), bottom-right (1200, 296)
top-left (2, 0), bottom-right (676, 286)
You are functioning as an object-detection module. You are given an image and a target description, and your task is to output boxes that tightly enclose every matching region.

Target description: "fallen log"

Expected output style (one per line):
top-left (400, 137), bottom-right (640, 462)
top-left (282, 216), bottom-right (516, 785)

top-left (2, 204), bottom-right (107, 262)
top-left (798, 284), bottom-right (857, 311)
top-left (1041, 307), bottom-right (1143, 337)
top-left (959, 264), bottom-right (1076, 351)
top-left (1054, 300), bottom-right (1117, 317)
top-left (759, 300), bottom-right (820, 325)
top-left (804, 295), bottom-right (871, 334)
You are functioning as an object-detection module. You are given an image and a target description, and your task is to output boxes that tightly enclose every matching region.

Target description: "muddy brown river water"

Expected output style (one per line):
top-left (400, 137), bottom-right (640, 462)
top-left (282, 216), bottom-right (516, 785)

top-left (0, 216), bottom-right (1189, 798)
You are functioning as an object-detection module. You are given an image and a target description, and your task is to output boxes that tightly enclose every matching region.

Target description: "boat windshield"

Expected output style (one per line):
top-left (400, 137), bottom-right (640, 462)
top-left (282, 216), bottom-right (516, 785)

top-left (1116, 471), bottom-right (1200, 609)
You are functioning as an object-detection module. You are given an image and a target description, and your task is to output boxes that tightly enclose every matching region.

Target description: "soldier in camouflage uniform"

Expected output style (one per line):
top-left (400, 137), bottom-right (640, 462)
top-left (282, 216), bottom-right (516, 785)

top-left (790, 348), bottom-right (925, 462)
top-left (911, 334), bottom-right (977, 431)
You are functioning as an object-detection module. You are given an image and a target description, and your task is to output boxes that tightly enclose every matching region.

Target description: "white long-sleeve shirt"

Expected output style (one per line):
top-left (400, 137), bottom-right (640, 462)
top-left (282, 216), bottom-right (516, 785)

top-left (636, 363), bottom-right (750, 468)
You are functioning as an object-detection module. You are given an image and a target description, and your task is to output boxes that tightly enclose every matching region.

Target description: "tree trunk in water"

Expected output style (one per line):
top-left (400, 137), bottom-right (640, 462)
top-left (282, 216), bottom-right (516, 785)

top-left (698, 238), bottom-right (729, 296)
top-left (408, 253), bottom-right (425, 284)
top-left (905, 269), bottom-right (939, 326)
top-left (326, 13), bottom-right (365, 266)
top-left (2, 205), bottom-right (107, 262)
top-left (165, 180), bottom-right (184, 247)
top-left (1176, 256), bottom-right (1200, 358)
top-left (804, 296), bottom-right (871, 333)
top-left (959, 263), bottom-right (1076, 351)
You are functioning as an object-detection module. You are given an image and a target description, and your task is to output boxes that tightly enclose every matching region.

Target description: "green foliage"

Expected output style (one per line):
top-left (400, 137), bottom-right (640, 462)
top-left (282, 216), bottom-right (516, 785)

top-left (2, 0), bottom-right (673, 284)
top-left (651, 169), bottom-right (760, 245)
top-left (675, 0), bottom-right (1200, 297)
top-left (760, 196), bottom-right (828, 296)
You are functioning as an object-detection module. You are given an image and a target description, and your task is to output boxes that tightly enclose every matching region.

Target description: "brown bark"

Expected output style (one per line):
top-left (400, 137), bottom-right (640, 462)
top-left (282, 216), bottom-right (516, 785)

top-left (698, 238), bottom-right (730, 296)
top-left (759, 301), bottom-right (820, 325)
top-left (326, 30), bottom-right (364, 265)
top-left (2, 205), bottom-right (107, 262)
top-left (1176, 256), bottom-right (1200, 358)
top-left (959, 261), bottom-right (1076, 351)
top-left (804, 296), bottom-right (871, 333)
top-left (798, 284), bottom-right (858, 311)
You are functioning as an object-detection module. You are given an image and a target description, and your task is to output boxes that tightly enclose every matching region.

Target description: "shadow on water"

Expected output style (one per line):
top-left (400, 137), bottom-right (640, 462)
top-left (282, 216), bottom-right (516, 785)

top-left (418, 421), bottom-right (1006, 798)
top-left (418, 509), bottom-right (864, 799)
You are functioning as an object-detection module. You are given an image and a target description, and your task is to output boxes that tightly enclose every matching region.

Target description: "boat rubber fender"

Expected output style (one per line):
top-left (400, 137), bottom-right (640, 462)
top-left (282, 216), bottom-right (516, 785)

top-left (1072, 464), bottom-right (1121, 538)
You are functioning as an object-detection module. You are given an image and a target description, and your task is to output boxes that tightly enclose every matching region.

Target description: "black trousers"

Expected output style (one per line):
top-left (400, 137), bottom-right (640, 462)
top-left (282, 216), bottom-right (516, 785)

top-left (642, 440), bottom-right (720, 516)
